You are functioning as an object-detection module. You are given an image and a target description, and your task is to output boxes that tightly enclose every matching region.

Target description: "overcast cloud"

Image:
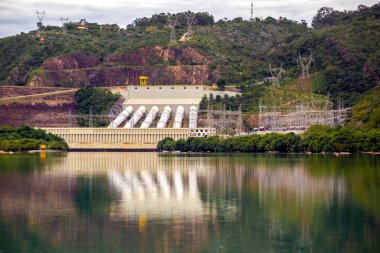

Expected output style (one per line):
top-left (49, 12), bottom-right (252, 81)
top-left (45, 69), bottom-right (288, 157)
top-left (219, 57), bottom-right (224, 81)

top-left (0, 0), bottom-right (378, 38)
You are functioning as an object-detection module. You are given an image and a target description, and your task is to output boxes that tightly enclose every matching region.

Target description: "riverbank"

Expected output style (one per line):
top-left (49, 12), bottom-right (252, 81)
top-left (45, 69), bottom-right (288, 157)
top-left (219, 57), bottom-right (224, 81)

top-left (158, 125), bottom-right (380, 153)
top-left (0, 126), bottom-right (69, 152)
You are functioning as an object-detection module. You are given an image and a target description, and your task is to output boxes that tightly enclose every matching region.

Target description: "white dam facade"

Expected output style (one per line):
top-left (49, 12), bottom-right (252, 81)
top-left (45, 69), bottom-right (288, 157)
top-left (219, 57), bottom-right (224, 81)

top-left (43, 127), bottom-right (216, 150)
top-left (43, 86), bottom-right (226, 149)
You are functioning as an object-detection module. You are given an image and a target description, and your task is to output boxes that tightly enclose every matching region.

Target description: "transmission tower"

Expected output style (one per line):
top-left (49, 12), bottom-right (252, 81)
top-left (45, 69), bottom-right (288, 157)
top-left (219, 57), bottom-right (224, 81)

top-left (167, 16), bottom-right (178, 44)
top-left (36, 10), bottom-right (45, 30)
top-left (267, 63), bottom-right (285, 87)
top-left (298, 53), bottom-right (314, 79)
top-left (186, 15), bottom-right (196, 39)
top-left (60, 16), bottom-right (69, 35)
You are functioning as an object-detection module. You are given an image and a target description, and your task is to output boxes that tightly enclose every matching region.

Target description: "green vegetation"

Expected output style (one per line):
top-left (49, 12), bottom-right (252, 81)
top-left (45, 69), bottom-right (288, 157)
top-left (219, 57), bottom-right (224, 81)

top-left (158, 125), bottom-right (380, 153)
top-left (0, 4), bottom-right (379, 109)
top-left (349, 86), bottom-right (380, 129)
top-left (312, 5), bottom-right (380, 28)
top-left (130, 11), bottom-right (214, 29)
top-left (0, 125), bottom-right (68, 151)
top-left (74, 87), bottom-right (120, 127)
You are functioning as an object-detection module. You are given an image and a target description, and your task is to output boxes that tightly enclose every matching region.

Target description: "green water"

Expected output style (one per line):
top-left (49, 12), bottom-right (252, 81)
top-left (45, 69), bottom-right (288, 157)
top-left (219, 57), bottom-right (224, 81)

top-left (0, 152), bottom-right (379, 253)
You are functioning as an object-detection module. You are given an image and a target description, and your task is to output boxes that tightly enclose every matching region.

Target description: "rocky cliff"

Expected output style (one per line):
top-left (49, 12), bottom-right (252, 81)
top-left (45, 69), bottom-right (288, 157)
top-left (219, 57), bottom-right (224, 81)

top-left (28, 46), bottom-right (218, 87)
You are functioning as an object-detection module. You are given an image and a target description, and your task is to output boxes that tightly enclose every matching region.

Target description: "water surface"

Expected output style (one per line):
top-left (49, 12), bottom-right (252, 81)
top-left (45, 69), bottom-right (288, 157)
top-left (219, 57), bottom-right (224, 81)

top-left (0, 152), bottom-right (379, 252)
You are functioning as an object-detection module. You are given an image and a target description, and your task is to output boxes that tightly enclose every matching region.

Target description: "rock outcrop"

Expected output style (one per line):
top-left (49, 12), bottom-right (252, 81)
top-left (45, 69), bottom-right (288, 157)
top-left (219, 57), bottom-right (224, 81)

top-left (29, 46), bottom-right (218, 87)
top-left (42, 52), bottom-right (100, 70)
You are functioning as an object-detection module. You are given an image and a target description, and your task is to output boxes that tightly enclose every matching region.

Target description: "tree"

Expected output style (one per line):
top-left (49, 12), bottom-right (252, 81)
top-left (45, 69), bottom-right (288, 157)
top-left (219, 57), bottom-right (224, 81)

top-left (216, 79), bottom-right (226, 91)
top-left (74, 87), bottom-right (120, 127)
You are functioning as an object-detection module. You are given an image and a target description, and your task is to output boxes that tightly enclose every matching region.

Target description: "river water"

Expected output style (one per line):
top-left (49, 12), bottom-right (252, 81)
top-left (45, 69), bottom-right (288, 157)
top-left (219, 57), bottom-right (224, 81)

top-left (0, 152), bottom-right (379, 252)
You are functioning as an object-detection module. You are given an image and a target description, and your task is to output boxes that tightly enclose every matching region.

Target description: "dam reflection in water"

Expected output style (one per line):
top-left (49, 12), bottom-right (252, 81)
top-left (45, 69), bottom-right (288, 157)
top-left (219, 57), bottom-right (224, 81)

top-left (1, 152), bottom-right (375, 253)
top-left (108, 168), bottom-right (204, 219)
top-left (42, 153), bottom-right (347, 222)
top-left (44, 152), bottom-right (243, 222)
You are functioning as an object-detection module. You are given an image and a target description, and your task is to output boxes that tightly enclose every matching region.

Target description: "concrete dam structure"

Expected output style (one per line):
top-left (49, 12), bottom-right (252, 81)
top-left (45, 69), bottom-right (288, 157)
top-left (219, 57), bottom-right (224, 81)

top-left (42, 85), bottom-right (224, 150)
top-left (43, 127), bottom-right (216, 150)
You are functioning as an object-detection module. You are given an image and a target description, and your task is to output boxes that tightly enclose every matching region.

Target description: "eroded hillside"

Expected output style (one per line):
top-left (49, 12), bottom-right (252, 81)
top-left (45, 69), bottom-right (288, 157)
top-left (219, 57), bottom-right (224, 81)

top-left (28, 47), bottom-right (218, 87)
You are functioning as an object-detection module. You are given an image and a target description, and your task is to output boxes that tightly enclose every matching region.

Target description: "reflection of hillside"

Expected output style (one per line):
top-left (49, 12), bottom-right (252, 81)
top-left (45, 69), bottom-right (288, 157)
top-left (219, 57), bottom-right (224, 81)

top-left (247, 162), bottom-right (347, 250)
top-left (256, 167), bottom-right (345, 204)
top-left (0, 174), bottom-right (76, 217)
top-left (4, 153), bottom-right (373, 252)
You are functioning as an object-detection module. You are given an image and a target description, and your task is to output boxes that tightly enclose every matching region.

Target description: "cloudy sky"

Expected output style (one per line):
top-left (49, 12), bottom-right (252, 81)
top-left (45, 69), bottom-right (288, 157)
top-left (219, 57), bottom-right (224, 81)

top-left (0, 0), bottom-right (378, 38)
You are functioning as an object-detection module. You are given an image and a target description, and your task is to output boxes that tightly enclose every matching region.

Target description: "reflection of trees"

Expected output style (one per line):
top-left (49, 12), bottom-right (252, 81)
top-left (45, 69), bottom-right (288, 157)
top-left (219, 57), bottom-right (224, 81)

top-left (0, 152), bottom-right (65, 173)
top-left (208, 155), bottom-right (380, 252)
top-left (75, 176), bottom-right (113, 216)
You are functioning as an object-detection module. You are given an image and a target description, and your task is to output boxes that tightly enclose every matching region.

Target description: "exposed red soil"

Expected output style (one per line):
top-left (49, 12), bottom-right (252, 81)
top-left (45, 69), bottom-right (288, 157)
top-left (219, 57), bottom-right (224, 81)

top-left (0, 87), bottom-right (71, 99)
top-left (0, 93), bottom-right (77, 127)
top-left (28, 46), bottom-right (218, 87)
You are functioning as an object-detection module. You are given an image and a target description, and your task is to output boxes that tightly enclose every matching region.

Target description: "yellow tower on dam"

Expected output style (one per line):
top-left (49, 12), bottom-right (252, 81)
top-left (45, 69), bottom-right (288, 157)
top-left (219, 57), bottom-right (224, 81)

top-left (139, 76), bottom-right (148, 86)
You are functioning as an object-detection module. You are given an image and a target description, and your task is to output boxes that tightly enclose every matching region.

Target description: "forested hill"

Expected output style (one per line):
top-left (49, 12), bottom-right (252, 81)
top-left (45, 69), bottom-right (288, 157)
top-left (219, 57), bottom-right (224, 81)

top-left (0, 3), bottom-right (379, 107)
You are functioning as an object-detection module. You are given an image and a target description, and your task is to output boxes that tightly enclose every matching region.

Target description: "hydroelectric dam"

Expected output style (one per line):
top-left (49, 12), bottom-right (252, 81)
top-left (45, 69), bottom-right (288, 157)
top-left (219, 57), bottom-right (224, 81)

top-left (42, 85), bottom-right (230, 150)
top-left (43, 127), bottom-right (216, 150)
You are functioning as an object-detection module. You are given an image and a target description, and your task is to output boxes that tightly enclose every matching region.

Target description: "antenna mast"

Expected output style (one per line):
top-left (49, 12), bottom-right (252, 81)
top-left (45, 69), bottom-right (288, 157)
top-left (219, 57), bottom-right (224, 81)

top-left (251, 1), bottom-right (254, 20)
top-left (60, 16), bottom-right (69, 35)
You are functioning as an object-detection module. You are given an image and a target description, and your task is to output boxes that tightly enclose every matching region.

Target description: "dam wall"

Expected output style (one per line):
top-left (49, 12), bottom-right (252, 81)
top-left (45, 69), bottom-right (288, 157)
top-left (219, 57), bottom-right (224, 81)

top-left (43, 127), bottom-right (216, 150)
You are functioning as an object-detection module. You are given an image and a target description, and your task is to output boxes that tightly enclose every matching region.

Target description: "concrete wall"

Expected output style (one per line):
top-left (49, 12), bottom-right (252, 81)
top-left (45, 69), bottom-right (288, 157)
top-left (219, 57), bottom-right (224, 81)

top-left (43, 127), bottom-right (216, 150)
top-left (126, 85), bottom-right (204, 99)
top-left (123, 85), bottom-right (203, 114)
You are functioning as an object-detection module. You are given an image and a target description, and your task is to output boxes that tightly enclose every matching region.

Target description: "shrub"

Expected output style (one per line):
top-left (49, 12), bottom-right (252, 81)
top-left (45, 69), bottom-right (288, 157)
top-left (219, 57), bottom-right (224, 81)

top-left (157, 126), bottom-right (380, 153)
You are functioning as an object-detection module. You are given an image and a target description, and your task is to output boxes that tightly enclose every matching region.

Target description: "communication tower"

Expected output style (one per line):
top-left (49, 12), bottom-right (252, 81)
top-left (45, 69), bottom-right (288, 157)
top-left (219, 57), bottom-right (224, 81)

top-left (251, 1), bottom-right (254, 20)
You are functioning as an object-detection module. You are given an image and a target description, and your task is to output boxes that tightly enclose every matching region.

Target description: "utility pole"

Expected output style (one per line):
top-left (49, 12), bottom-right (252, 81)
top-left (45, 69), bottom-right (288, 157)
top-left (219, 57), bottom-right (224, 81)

top-left (267, 63), bottom-right (285, 88)
top-left (207, 103), bottom-right (211, 128)
top-left (237, 104), bottom-right (242, 134)
top-left (222, 104), bottom-right (227, 134)
top-left (60, 16), bottom-right (69, 35)
top-left (167, 16), bottom-right (178, 45)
